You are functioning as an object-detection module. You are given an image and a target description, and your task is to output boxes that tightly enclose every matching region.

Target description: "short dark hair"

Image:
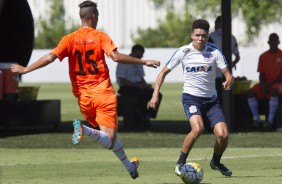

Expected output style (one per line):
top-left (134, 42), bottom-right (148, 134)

top-left (131, 44), bottom-right (145, 53)
top-left (79, 1), bottom-right (98, 20)
top-left (269, 33), bottom-right (279, 41)
top-left (192, 19), bottom-right (210, 32)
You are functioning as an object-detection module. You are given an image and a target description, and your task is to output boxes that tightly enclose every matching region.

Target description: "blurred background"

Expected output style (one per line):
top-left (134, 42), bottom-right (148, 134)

top-left (1, 0), bottom-right (282, 83)
top-left (1, 0), bottom-right (282, 132)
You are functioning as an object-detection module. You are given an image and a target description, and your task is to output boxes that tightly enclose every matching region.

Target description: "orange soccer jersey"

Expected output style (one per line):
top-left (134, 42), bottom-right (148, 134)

top-left (52, 27), bottom-right (118, 128)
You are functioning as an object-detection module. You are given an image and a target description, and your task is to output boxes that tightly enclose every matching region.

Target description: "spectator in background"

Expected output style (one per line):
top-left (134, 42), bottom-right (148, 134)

top-left (247, 33), bottom-right (282, 130)
top-left (208, 15), bottom-right (240, 103)
top-left (116, 44), bottom-right (162, 130)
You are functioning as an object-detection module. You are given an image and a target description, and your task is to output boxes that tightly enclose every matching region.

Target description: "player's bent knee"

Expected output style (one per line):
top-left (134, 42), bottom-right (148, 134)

top-left (191, 126), bottom-right (205, 135)
top-left (217, 132), bottom-right (229, 140)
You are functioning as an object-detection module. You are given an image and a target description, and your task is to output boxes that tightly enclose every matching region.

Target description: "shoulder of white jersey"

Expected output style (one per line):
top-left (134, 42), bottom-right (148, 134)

top-left (165, 44), bottom-right (191, 65)
top-left (181, 44), bottom-right (193, 53)
top-left (206, 42), bottom-right (221, 52)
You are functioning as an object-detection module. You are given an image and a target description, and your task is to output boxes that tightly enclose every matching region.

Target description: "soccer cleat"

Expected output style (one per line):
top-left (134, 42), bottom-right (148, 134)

top-left (210, 160), bottom-right (232, 176)
top-left (263, 121), bottom-right (270, 129)
top-left (72, 119), bottom-right (83, 144)
top-left (262, 121), bottom-right (274, 131)
top-left (130, 157), bottom-right (139, 179)
top-left (174, 164), bottom-right (183, 176)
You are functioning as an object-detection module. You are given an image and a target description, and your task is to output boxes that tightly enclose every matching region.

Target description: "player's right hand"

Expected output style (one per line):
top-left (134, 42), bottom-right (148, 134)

top-left (145, 60), bottom-right (160, 68)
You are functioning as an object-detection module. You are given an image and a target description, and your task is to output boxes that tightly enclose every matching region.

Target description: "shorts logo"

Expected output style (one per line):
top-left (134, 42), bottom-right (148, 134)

top-left (189, 105), bottom-right (197, 113)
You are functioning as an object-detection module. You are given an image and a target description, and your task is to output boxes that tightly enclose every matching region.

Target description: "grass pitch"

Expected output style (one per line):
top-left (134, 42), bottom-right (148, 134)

top-left (1, 82), bottom-right (281, 183)
top-left (1, 132), bottom-right (282, 184)
top-left (1, 148), bottom-right (282, 184)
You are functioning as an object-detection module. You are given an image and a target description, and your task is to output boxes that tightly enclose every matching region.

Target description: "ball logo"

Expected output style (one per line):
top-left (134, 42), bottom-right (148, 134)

top-left (189, 105), bottom-right (197, 113)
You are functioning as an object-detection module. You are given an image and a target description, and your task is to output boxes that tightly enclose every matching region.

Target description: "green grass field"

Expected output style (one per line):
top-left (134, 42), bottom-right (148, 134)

top-left (1, 82), bottom-right (282, 184)
top-left (1, 147), bottom-right (282, 184)
top-left (1, 132), bottom-right (282, 184)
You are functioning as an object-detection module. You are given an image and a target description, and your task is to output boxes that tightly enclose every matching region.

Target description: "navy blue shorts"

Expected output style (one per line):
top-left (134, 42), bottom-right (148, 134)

top-left (181, 93), bottom-right (225, 128)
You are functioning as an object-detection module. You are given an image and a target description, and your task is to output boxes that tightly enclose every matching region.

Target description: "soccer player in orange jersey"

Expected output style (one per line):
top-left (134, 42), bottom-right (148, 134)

top-left (11, 0), bottom-right (160, 179)
top-left (248, 33), bottom-right (282, 130)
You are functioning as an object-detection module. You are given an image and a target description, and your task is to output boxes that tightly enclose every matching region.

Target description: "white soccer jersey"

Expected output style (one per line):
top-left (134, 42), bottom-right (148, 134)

top-left (166, 42), bottom-right (228, 97)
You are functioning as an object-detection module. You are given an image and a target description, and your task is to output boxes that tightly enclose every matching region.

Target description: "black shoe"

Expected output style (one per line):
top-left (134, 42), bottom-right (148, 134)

top-left (251, 120), bottom-right (263, 129)
top-left (262, 121), bottom-right (275, 131)
top-left (210, 160), bottom-right (232, 176)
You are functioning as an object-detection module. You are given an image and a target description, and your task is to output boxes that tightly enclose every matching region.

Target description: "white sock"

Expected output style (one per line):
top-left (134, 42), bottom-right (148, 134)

top-left (82, 125), bottom-right (112, 149)
top-left (248, 97), bottom-right (261, 121)
top-left (112, 138), bottom-right (134, 173)
top-left (268, 97), bottom-right (279, 124)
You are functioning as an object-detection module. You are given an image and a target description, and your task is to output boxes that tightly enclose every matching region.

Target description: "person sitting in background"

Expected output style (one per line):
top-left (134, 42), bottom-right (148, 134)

top-left (247, 33), bottom-right (282, 130)
top-left (116, 44), bottom-right (162, 130)
top-left (208, 15), bottom-right (240, 104)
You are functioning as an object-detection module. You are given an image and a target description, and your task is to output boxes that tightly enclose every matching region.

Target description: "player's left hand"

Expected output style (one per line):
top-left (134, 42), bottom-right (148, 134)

top-left (149, 96), bottom-right (159, 110)
top-left (11, 64), bottom-right (26, 74)
top-left (222, 79), bottom-right (234, 91)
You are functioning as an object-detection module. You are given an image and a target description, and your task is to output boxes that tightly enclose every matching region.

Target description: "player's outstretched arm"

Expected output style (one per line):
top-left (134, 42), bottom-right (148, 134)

top-left (11, 53), bottom-right (57, 74)
top-left (110, 50), bottom-right (160, 68)
top-left (150, 66), bottom-right (170, 110)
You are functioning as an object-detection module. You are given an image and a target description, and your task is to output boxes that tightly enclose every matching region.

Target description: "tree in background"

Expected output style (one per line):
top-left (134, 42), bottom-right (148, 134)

top-left (133, 0), bottom-right (282, 47)
top-left (133, 11), bottom-right (193, 47)
top-left (194, 0), bottom-right (282, 44)
top-left (232, 0), bottom-right (282, 42)
top-left (133, 1), bottom-right (194, 47)
top-left (34, 0), bottom-right (78, 49)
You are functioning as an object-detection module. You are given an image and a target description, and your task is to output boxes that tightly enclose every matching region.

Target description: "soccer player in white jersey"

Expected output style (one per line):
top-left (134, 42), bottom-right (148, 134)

top-left (149, 19), bottom-right (234, 177)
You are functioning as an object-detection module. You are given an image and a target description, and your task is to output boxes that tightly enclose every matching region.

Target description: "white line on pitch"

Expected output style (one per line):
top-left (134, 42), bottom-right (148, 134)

top-left (1, 154), bottom-right (282, 166)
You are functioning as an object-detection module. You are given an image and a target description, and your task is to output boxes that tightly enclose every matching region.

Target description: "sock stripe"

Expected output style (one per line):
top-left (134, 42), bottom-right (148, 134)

top-left (113, 146), bottom-right (123, 153)
top-left (120, 156), bottom-right (127, 161)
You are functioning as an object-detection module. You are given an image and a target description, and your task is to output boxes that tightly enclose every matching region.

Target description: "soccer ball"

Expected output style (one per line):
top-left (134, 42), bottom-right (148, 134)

top-left (180, 162), bottom-right (203, 184)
